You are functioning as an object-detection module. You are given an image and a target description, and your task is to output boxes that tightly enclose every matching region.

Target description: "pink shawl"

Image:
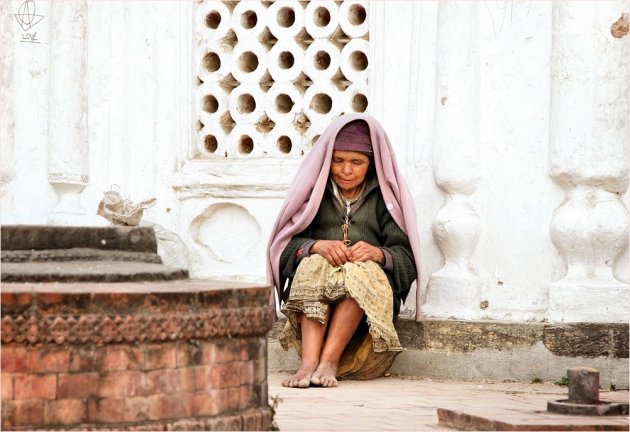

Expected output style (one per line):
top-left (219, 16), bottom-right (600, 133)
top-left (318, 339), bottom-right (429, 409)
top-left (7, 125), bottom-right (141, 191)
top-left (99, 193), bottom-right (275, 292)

top-left (266, 113), bottom-right (422, 318)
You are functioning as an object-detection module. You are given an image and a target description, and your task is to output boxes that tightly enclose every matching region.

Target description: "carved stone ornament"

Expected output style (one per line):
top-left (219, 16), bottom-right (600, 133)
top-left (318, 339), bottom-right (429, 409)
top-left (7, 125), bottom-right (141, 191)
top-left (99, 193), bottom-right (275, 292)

top-left (1, 306), bottom-right (273, 345)
top-left (47, 172), bottom-right (89, 185)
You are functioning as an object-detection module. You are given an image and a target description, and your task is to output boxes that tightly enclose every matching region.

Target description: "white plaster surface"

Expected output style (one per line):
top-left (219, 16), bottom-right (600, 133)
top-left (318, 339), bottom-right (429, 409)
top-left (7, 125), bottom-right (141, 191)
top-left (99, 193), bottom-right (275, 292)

top-left (2, 0), bottom-right (629, 323)
top-left (549, 283), bottom-right (630, 323)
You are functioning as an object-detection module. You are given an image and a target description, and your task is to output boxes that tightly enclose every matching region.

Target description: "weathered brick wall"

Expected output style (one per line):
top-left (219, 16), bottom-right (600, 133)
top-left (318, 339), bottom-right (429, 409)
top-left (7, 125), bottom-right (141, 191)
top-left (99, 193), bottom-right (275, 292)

top-left (2, 340), bottom-right (268, 429)
top-left (1, 281), bottom-right (273, 431)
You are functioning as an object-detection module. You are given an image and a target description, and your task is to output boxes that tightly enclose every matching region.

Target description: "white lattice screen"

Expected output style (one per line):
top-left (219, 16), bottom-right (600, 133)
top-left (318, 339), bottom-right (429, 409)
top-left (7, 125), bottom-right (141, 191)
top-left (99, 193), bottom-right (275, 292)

top-left (194, 0), bottom-right (369, 159)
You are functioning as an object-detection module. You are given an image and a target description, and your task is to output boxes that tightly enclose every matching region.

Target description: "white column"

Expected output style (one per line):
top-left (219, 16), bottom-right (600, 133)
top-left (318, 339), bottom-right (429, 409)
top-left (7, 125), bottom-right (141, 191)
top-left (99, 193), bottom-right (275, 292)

top-left (422, 2), bottom-right (482, 320)
top-left (0, 0), bottom-right (16, 221)
top-left (47, 0), bottom-right (108, 226)
top-left (548, 2), bottom-right (630, 323)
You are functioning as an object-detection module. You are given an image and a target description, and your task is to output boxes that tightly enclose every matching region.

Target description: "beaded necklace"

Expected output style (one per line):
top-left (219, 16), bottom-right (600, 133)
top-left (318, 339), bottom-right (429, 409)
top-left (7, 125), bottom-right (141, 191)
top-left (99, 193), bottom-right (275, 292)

top-left (331, 180), bottom-right (366, 246)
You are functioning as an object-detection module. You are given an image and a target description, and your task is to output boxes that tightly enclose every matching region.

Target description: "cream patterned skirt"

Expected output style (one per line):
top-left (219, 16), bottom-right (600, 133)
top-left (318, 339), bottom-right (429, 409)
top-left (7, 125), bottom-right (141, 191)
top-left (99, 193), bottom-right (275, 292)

top-left (279, 254), bottom-right (401, 380)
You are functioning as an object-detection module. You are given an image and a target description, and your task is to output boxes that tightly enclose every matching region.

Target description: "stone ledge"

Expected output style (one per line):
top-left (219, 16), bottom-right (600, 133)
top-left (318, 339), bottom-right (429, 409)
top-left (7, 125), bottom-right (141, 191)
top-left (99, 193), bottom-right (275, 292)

top-left (270, 317), bottom-right (629, 358)
top-left (396, 318), bottom-right (629, 359)
top-left (396, 318), bottom-right (543, 353)
top-left (543, 323), bottom-right (629, 358)
top-left (268, 317), bottom-right (630, 385)
top-left (1, 261), bottom-right (188, 283)
top-left (1, 225), bottom-right (188, 283)
top-left (1, 226), bottom-right (157, 253)
top-left (2, 279), bottom-right (271, 307)
top-left (1, 248), bottom-right (162, 264)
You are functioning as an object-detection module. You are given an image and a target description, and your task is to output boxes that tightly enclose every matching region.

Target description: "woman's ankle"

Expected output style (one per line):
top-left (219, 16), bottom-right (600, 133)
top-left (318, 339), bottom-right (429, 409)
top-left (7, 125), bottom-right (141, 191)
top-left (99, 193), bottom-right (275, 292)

top-left (298, 360), bottom-right (319, 372)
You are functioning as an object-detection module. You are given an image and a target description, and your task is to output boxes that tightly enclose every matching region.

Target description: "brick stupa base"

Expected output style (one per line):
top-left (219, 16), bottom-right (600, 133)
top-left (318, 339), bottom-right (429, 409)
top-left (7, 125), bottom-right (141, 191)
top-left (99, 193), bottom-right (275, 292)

top-left (1, 225), bottom-right (274, 430)
top-left (1, 280), bottom-right (274, 430)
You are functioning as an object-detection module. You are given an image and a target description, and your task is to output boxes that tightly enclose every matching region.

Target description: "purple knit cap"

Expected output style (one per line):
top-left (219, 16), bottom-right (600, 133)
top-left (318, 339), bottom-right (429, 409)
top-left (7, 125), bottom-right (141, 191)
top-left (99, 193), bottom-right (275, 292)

top-left (333, 120), bottom-right (372, 155)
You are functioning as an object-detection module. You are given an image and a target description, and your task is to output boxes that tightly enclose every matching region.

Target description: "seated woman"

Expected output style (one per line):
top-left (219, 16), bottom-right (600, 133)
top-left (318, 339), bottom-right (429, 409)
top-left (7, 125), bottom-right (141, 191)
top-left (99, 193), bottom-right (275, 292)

top-left (267, 114), bottom-right (421, 388)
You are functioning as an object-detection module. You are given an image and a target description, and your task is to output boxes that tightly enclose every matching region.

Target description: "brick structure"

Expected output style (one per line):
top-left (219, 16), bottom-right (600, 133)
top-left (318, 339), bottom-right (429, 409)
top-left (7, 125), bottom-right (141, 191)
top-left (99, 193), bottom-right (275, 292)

top-left (1, 226), bottom-right (274, 430)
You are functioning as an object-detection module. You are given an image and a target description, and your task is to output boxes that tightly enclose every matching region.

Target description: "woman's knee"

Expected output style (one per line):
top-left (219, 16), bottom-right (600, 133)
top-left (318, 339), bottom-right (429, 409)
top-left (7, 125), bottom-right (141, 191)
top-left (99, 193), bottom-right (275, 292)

top-left (338, 297), bottom-right (361, 311)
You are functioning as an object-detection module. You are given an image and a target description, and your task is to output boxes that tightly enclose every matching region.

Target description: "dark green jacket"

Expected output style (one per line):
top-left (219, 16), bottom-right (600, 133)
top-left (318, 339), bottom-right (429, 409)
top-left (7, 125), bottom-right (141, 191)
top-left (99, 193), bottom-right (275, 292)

top-left (279, 177), bottom-right (417, 316)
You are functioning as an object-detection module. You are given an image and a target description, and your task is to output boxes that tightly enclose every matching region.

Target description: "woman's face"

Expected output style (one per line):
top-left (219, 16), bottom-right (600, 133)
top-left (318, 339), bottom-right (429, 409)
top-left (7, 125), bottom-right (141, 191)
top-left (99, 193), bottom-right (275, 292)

top-left (330, 150), bottom-right (370, 198)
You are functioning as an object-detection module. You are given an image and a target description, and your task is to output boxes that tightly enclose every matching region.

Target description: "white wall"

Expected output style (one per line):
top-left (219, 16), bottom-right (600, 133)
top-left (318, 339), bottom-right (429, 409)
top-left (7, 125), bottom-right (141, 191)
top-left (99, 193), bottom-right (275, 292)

top-left (1, 0), bottom-right (628, 323)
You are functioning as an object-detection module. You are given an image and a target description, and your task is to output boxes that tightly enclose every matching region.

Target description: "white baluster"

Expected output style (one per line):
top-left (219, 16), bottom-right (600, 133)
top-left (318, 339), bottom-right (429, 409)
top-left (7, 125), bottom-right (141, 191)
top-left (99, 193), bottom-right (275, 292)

top-left (548, 2), bottom-right (629, 323)
top-left (47, 0), bottom-right (108, 226)
top-left (423, 2), bottom-right (482, 320)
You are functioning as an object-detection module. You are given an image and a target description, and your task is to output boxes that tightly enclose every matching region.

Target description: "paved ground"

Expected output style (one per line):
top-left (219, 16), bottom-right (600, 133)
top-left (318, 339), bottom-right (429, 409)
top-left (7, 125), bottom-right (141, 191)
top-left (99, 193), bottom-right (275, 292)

top-left (268, 371), bottom-right (629, 431)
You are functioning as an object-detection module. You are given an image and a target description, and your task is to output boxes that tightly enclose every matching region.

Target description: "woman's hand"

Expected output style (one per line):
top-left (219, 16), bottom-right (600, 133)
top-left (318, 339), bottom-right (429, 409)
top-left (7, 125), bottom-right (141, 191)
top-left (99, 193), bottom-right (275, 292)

top-left (311, 240), bottom-right (352, 266)
top-left (349, 241), bottom-right (385, 265)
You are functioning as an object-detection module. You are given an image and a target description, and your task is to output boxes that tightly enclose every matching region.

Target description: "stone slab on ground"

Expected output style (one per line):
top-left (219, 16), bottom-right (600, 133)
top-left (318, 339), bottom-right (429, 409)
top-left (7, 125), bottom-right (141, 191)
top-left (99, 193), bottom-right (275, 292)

top-left (268, 371), bottom-right (629, 431)
top-left (438, 406), bottom-right (629, 431)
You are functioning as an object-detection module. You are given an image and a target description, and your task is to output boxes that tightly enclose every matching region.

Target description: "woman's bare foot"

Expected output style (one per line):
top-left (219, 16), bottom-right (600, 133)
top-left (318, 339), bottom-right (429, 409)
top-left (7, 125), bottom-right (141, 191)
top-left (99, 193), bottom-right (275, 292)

top-left (310, 362), bottom-right (338, 387)
top-left (282, 368), bottom-right (315, 388)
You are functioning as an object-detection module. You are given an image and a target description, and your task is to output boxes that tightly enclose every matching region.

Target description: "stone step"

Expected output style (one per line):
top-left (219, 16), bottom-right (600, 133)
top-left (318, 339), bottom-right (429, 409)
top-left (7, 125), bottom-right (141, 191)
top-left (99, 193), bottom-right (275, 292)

top-left (267, 317), bottom-right (630, 387)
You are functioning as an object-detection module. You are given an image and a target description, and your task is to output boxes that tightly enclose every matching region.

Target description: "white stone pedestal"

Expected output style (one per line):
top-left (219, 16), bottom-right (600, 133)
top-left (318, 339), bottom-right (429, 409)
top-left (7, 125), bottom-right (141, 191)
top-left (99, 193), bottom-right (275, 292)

top-left (422, 273), bottom-right (482, 320)
top-left (548, 283), bottom-right (630, 323)
top-left (47, 181), bottom-right (110, 227)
